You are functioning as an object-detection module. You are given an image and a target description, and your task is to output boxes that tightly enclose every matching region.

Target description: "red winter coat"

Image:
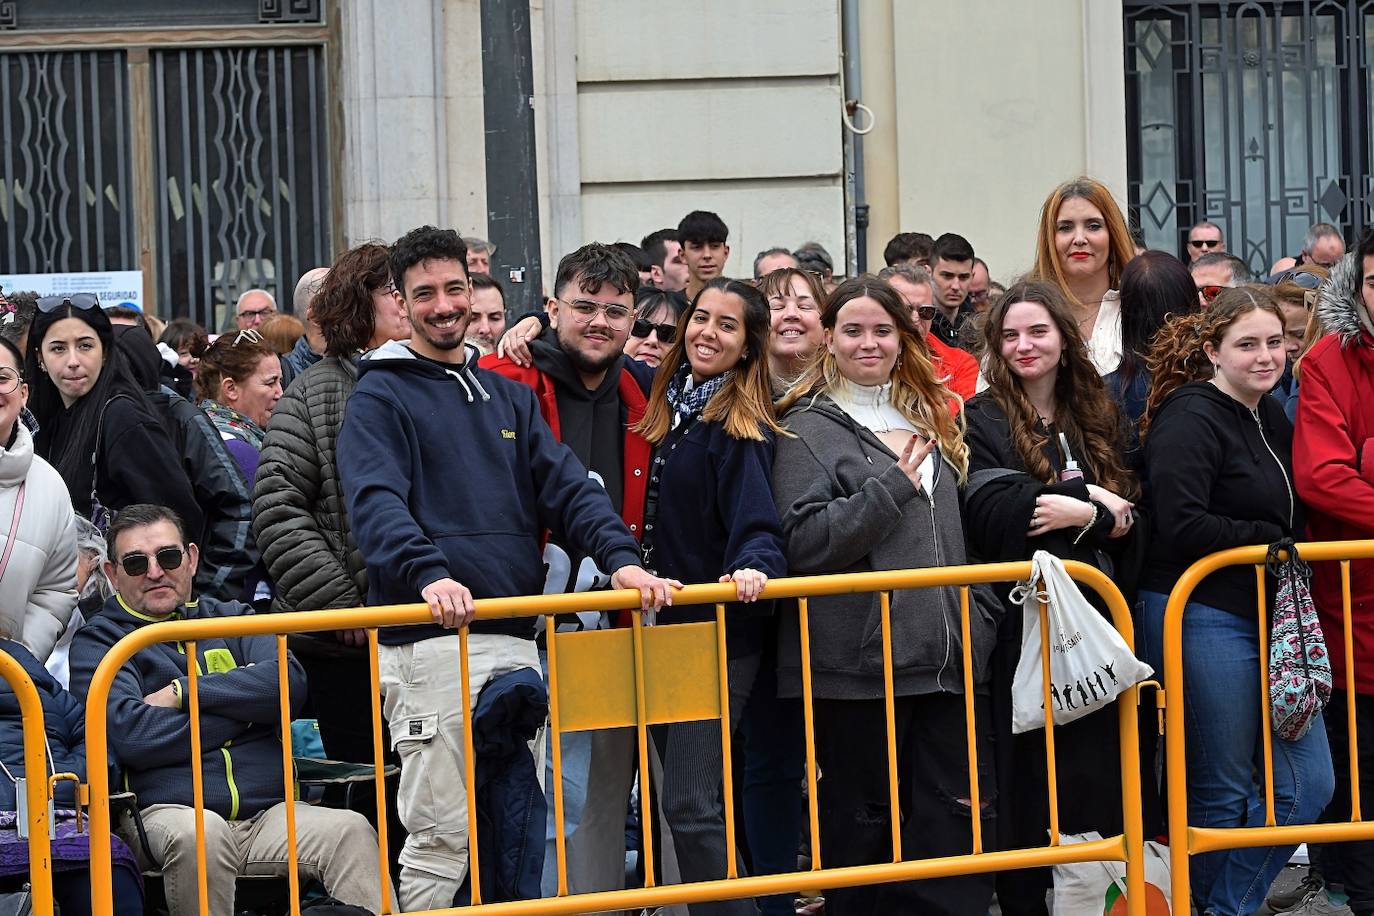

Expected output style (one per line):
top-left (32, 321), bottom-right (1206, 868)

top-left (1293, 255), bottom-right (1374, 693)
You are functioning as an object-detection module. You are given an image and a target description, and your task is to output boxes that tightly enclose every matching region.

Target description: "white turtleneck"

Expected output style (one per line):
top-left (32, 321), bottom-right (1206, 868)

top-left (831, 380), bottom-right (934, 494)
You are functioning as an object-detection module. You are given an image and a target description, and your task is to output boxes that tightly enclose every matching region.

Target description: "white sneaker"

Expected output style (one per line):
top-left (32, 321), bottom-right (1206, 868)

top-left (1275, 889), bottom-right (1355, 916)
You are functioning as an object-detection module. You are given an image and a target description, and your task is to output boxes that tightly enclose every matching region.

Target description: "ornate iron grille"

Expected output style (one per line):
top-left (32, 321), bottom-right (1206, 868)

top-left (152, 45), bottom-right (330, 329)
top-left (0, 50), bottom-right (135, 273)
top-left (1125, 1), bottom-right (1372, 274)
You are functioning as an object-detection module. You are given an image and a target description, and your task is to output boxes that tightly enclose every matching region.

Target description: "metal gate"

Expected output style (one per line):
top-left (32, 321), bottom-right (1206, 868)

top-left (0, 50), bottom-right (136, 274)
top-left (0, 1), bottom-right (335, 325)
top-left (152, 45), bottom-right (331, 330)
top-left (1124, 0), bottom-right (1374, 273)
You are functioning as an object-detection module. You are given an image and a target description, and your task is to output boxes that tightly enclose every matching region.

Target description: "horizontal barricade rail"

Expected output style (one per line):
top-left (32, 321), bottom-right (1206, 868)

top-left (1163, 539), bottom-right (1374, 915)
top-left (0, 648), bottom-right (57, 916)
top-left (85, 560), bottom-right (1147, 916)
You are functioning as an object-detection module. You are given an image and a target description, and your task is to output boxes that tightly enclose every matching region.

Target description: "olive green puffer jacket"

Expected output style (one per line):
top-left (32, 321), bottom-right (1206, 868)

top-left (252, 355), bottom-right (367, 656)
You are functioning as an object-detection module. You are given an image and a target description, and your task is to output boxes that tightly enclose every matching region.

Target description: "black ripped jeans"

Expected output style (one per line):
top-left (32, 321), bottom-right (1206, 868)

top-left (811, 692), bottom-right (996, 916)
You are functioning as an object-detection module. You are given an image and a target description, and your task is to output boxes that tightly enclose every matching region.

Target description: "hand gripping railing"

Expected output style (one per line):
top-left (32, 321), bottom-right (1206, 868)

top-left (1162, 539), bottom-right (1374, 915)
top-left (84, 560), bottom-right (1147, 915)
top-left (0, 648), bottom-right (56, 916)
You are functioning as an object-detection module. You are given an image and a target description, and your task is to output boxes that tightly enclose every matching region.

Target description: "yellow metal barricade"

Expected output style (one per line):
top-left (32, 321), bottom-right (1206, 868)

top-left (1162, 539), bottom-right (1374, 915)
top-left (0, 647), bottom-right (57, 916)
top-left (84, 561), bottom-right (1147, 916)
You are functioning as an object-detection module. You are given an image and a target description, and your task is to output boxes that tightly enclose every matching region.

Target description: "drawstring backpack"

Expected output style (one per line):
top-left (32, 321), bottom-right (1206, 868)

top-left (1267, 538), bottom-right (1332, 741)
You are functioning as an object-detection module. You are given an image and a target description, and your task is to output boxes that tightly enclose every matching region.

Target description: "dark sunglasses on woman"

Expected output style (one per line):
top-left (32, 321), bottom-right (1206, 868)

top-left (632, 319), bottom-right (676, 343)
top-left (36, 293), bottom-right (101, 312)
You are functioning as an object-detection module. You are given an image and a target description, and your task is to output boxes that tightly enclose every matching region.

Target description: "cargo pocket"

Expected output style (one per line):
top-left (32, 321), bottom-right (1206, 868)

top-left (393, 711), bottom-right (441, 840)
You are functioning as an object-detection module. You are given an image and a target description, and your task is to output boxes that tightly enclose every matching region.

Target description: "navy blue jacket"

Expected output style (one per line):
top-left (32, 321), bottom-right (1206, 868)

top-left (454, 667), bottom-right (548, 905)
top-left (642, 417), bottom-right (786, 650)
top-left (0, 640), bottom-right (84, 809)
top-left (338, 341), bottom-right (643, 644)
top-left (69, 594), bottom-right (306, 820)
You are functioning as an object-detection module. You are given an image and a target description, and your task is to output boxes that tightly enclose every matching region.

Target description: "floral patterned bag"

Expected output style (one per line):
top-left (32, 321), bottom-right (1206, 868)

top-left (1268, 539), bottom-right (1332, 741)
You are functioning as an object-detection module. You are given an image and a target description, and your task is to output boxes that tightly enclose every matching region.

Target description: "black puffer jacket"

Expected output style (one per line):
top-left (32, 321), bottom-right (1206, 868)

top-left (252, 355), bottom-right (366, 656)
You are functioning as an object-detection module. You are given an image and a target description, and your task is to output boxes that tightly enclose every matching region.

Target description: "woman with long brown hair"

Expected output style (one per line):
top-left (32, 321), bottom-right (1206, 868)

top-left (634, 277), bottom-right (788, 910)
top-left (1137, 288), bottom-right (1332, 916)
top-left (1031, 176), bottom-right (1138, 377)
top-left (962, 278), bottom-right (1148, 915)
top-left (772, 275), bottom-right (997, 914)
top-left (758, 266), bottom-right (826, 393)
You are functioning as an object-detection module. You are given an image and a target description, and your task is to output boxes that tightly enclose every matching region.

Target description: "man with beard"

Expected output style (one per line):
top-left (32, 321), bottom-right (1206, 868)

top-left (481, 242), bottom-right (654, 900)
top-left (338, 227), bottom-right (675, 911)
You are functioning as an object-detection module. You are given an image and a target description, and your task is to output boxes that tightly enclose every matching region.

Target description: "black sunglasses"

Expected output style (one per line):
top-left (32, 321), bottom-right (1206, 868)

top-left (631, 318), bottom-right (676, 342)
top-left (915, 305), bottom-right (938, 321)
top-left (119, 546), bottom-right (185, 578)
top-left (37, 293), bottom-right (101, 312)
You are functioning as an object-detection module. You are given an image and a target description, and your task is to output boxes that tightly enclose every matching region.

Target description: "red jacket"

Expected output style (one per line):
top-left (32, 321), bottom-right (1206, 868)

top-left (926, 333), bottom-right (979, 413)
top-left (478, 355), bottom-right (651, 540)
top-left (1293, 267), bottom-right (1374, 692)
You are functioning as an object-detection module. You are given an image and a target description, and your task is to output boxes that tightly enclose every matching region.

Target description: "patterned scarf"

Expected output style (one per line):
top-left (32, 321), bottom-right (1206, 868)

top-left (665, 364), bottom-right (731, 430)
top-left (199, 399), bottom-right (266, 450)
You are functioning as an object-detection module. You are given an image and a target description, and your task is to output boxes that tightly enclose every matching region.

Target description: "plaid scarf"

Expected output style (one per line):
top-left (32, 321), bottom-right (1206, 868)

top-left (665, 365), bottom-right (731, 429)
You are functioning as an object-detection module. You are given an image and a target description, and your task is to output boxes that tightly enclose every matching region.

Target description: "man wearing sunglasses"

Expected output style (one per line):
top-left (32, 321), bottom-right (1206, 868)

top-left (1185, 220), bottom-right (1226, 263)
top-left (69, 504), bottom-right (390, 916)
top-left (1190, 251), bottom-right (1255, 306)
top-left (480, 240), bottom-right (655, 899)
top-left (878, 264), bottom-right (978, 410)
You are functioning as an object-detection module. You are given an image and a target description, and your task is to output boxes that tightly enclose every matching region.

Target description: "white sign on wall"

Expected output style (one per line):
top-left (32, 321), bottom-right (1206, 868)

top-left (0, 271), bottom-right (144, 309)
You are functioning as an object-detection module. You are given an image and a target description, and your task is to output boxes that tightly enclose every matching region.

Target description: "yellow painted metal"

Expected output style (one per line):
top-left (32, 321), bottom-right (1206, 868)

top-left (715, 603), bottom-right (739, 880)
top-left (0, 650), bottom-right (54, 916)
top-left (630, 611), bottom-right (656, 888)
top-left (796, 596), bottom-right (822, 875)
top-left (879, 590), bottom-right (902, 862)
top-left (185, 640), bottom-right (210, 916)
top-left (959, 586), bottom-right (983, 854)
top-left (552, 628), bottom-right (634, 731)
top-left (545, 615), bottom-right (569, 898)
top-left (643, 622), bottom-right (723, 724)
top-left (459, 627), bottom-right (481, 905)
top-left (366, 628), bottom-right (394, 915)
top-left (1256, 566), bottom-right (1277, 827)
top-left (1343, 561), bottom-right (1361, 822)
top-left (1036, 588), bottom-right (1061, 845)
top-left (81, 560), bottom-right (1146, 916)
top-left (1163, 539), bottom-right (1374, 916)
top-left (276, 636), bottom-right (301, 916)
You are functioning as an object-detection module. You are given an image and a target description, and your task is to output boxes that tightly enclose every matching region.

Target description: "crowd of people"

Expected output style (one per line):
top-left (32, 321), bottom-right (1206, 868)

top-left (0, 173), bottom-right (1369, 916)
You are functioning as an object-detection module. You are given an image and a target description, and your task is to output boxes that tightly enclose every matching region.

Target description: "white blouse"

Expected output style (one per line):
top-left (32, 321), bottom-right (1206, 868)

top-left (1086, 288), bottom-right (1123, 376)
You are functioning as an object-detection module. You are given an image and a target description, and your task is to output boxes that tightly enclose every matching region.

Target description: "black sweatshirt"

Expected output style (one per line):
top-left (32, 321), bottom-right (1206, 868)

top-left (1142, 381), bottom-right (1300, 615)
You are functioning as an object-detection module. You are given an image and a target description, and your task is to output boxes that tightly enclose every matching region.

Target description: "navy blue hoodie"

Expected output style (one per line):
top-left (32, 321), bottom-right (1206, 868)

top-left (338, 341), bottom-right (643, 644)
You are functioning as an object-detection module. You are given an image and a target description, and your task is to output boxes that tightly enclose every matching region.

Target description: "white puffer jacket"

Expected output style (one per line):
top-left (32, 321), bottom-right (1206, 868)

top-left (0, 424), bottom-right (78, 660)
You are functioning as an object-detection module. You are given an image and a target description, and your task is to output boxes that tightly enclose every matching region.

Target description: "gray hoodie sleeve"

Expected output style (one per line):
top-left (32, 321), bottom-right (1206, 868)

top-left (772, 432), bottom-right (921, 572)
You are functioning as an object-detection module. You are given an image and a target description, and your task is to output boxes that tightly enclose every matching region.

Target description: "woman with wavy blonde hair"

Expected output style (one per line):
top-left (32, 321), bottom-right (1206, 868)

top-left (1031, 176), bottom-right (1138, 376)
top-left (962, 278), bottom-right (1149, 914)
top-left (771, 276), bottom-right (996, 914)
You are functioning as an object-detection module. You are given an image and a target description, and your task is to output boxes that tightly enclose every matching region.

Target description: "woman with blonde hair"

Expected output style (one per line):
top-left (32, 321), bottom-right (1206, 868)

top-left (758, 266), bottom-right (827, 393)
top-left (1031, 176), bottom-right (1138, 376)
top-left (772, 275), bottom-right (997, 914)
top-left (1138, 287), bottom-right (1332, 915)
top-left (634, 277), bottom-right (787, 910)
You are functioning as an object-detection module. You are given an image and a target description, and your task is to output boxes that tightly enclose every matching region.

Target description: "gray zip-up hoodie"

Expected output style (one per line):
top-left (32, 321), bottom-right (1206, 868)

top-left (771, 393), bottom-right (1000, 700)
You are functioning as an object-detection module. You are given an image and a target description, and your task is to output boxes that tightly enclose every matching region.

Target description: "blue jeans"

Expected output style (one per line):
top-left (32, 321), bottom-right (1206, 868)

top-left (1138, 591), bottom-right (1334, 916)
